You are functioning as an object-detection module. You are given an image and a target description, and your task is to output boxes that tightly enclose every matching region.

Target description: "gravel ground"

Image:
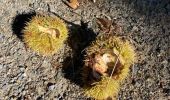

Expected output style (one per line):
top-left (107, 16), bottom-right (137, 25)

top-left (0, 0), bottom-right (170, 100)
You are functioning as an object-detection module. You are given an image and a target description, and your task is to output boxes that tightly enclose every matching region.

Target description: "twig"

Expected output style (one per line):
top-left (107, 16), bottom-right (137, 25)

top-left (109, 54), bottom-right (119, 78)
top-left (109, 47), bottom-right (122, 78)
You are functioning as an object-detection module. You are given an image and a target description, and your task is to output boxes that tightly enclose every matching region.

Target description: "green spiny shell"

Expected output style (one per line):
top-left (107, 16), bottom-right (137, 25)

top-left (23, 15), bottom-right (68, 56)
top-left (86, 35), bottom-right (136, 66)
top-left (82, 35), bottom-right (136, 99)
top-left (85, 35), bottom-right (136, 82)
top-left (84, 76), bottom-right (120, 100)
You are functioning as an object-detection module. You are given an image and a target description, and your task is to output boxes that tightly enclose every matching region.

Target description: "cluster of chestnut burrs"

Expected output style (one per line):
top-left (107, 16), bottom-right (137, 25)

top-left (22, 14), bottom-right (136, 99)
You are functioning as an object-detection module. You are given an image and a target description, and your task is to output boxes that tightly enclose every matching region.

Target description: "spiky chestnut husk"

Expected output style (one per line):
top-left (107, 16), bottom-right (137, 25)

top-left (84, 76), bottom-right (120, 100)
top-left (84, 35), bottom-right (136, 82)
top-left (82, 35), bottom-right (136, 99)
top-left (86, 35), bottom-right (136, 66)
top-left (23, 15), bottom-right (68, 56)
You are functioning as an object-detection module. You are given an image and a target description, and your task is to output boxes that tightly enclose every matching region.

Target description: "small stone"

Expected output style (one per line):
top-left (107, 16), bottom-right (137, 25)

top-left (23, 73), bottom-right (27, 77)
top-left (0, 64), bottom-right (3, 69)
top-left (48, 84), bottom-right (55, 91)
top-left (135, 82), bottom-right (141, 87)
top-left (19, 67), bottom-right (25, 72)
top-left (132, 26), bottom-right (139, 32)
top-left (162, 60), bottom-right (168, 65)
top-left (10, 79), bottom-right (15, 83)
top-left (22, 91), bottom-right (26, 95)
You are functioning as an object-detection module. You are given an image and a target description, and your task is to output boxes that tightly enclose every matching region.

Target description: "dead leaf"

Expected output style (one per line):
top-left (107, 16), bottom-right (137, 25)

top-left (112, 22), bottom-right (122, 35)
top-left (96, 18), bottom-right (112, 33)
top-left (96, 18), bottom-right (122, 35)
top-left (67, 0), bottom-right (80, 9)
top-left (97, 18), bottom-right (112, 29)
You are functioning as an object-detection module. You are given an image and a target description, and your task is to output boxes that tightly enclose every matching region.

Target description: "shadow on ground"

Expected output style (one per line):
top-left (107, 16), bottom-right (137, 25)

top-left (102, 0), bottom-right (170, 25)
top-left (12, 11), bottom-right (97, 87)
top-left (62, 20), bottom-right (97, 87)
top-left (123, 0), bottom-right (170, 15)
top-left (122, 0), bottom-right (170, 26)
top-left (47, 12), bottom-right (98, 86)
top-left (12, 12), bottom-right (36, 41)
